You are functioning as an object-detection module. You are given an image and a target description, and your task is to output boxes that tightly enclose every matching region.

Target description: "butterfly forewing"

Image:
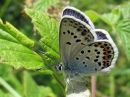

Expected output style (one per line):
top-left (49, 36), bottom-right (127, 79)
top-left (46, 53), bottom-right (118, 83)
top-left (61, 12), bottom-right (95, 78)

top-left (62, 7), bottom-right (95, 29)
top-left (60, 17), bottom-right (95, 65)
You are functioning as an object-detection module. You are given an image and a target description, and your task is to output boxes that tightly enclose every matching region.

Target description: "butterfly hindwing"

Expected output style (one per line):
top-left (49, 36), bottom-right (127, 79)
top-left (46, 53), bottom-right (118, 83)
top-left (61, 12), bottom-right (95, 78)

top-left (95, 29), bottom-right (108, 40)
top-left (69, 29), bottom-right (118, 75)
top-left (94, 29), bottom-right (118, 72)
top-left (70, 41), bottom-right (115, 74)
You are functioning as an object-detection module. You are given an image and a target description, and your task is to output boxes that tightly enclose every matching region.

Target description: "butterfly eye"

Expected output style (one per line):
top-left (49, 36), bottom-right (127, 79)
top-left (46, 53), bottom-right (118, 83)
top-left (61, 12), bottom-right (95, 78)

top-left (56, 64), bottom-right (63, 71)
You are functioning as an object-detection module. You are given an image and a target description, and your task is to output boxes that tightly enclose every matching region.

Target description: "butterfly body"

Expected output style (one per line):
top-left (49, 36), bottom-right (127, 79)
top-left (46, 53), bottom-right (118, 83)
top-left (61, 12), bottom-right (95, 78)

top-left (58, 7), bottom-right (118, 80)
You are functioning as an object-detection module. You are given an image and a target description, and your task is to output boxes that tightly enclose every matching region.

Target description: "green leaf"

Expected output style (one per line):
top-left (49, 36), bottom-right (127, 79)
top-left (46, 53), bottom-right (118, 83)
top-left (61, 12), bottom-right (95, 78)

top-left (0, 90), bottom-right (14, 97)
top-left (39, 86), bottom-right (57, 97)
top-left (116, 19), bottom-right (130, 33)
top-left (0, 39), bottom-right (44, 69)
top-left (0, 19), bottom-right (34, 48)
top-left (86, 9), bottom-right (120, 27)
top-left (0, 64), bottom-right (22, 93)
top-left (40, 37), bottom-right (59, 62)
top-left (25, 9), bottom-right (58, 39)
top-left (116, 19), bottom-right (130, 58)
top-left (23, 71), bottom-right (56, 97)
top-left (85, 10), bottom-right (112, 27)
top-left (122, 32), bottom-right (130, 57)
top-left (0, 29), bottom-right (18, 43)
top-left (0, 19), bottom-right (44, 69)
top-left (23, 71), bottom-right (41, 97)
top-left (33, 0), bottom-right (59, 11)
top-left (112, 69), bottom-right (130, 75)
top-left (85, 10), bottom-right (101, 22)
top-left (0, 77), bottom-right (21, 97)
top-left (25, 8), bottom-right (60, 64)
top-left (101, 9), bottom-right (120, 26)
top-left (119, 3), bottom-right (130, 19)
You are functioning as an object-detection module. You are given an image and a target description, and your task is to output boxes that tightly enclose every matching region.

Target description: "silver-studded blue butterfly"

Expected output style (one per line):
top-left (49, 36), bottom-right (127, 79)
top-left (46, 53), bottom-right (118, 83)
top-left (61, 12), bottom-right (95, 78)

top-left (56, 7), bottom-right (118, 81)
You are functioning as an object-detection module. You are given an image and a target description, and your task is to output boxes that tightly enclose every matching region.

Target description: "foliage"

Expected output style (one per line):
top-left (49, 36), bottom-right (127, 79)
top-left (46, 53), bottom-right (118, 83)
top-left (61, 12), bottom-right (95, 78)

top-left (0, 0), bottom-right (130, 97)
top-left (25, 8), bottom-right (60, 65)
top-left (0, 19), bottom-right (44, 69)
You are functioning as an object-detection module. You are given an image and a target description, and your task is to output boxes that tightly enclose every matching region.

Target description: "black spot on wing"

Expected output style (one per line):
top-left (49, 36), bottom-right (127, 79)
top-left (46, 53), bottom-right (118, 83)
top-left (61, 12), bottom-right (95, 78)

top-left (83, 61), bottom-right (85, 64)
top-left (71, 32), bottom-right (74, 35)
top-left (77, 28), bottom-right (82, 31)
top-left (81, 29), bottom-right (87, 36)
top-left (96, 56), bottom-right (99, 58)
top-left (66, 42), bottom-right (71, 45)
top-left (76, 39), bottom-right (81, 42)
top-left (67, 30), bottom-right (70, 34)
top-left (88, 50), bottom-right (91, 52)
top-left (86, 56), bottom-right (90, 60)
top-left (98, 62), bottom-right (101, 66)
top-left (81, 50), bottom-right (84, 54)
top-left (63, 32), bottom-right (66, 34)
top-left (97, 51), bottom-right (100, 54)
top-left (94, 59), bottom-right (98, 62)
top-left (81, 43), bottom-right (85, 45)
top-left (76, 57), bottom-right (79, 60)
top-left (74, 35), bottom-right (77, 38)
top-left (95, 49), bottom-right (98, 52)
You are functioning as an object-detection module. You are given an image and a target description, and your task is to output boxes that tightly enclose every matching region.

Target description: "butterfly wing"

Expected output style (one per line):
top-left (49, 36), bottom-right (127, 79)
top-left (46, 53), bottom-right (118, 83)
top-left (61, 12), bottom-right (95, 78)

top-left (95, 29), bottom-right (118, 72)
top-left (60, 7), bottom-right (96, 65)
top-left (69, 29), bottom-right (118, 75)
top-left (62, 7), bottom-right (95, 29)
top-left (60, 7), bottom-right (118, 77)
top-left (95, 29), bottom-right (109, 40)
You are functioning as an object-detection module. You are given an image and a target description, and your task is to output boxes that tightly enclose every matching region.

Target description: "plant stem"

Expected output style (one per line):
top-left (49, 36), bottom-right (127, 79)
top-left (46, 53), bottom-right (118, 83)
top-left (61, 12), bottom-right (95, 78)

top-left (0, 77), bottom-right (21, 97)
top-left (91, 75), bottom-right (96, 97)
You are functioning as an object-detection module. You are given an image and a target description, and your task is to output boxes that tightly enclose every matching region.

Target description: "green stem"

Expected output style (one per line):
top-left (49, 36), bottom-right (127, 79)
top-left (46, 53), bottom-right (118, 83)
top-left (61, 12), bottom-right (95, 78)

top-left (0, 77), bottom-right (21, 97)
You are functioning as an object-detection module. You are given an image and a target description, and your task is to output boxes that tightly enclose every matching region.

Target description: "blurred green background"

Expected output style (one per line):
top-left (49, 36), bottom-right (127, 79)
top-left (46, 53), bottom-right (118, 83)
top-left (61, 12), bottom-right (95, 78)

top-left (0, 0), bottom-right (130, 97)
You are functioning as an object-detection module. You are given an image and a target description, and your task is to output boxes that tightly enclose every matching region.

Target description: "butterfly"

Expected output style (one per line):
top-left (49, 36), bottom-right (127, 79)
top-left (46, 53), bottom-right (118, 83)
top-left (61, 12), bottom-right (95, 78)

top-left (56, 7), bottom-right (118, 81)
